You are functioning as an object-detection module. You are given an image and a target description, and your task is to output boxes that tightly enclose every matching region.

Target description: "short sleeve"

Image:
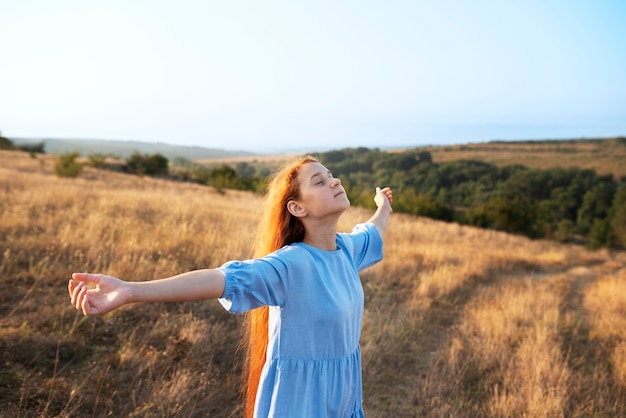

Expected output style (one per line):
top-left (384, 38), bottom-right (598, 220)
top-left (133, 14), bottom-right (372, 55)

top-left (217, 253), bottom-right (289, 314)
top-left (341, 223), bottom-right (383, 271)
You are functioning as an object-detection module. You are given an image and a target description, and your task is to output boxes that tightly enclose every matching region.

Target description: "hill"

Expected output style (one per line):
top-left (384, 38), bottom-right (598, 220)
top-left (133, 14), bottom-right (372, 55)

top-left (1, 149), bottom-right (625, 417)
top-left (9, 137), bottom-right (258, 160)
top-left (9, 136), bottom-right (626, 179)
top-left (205, 136), bottom-right (626, 181)
top-left (424, 137), bottom-right (626, 179)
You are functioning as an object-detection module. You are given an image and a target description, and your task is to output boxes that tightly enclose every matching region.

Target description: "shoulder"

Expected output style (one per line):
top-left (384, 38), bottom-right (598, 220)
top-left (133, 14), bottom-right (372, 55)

top-left (338, 223), bottom-right (383, 269)
top-left (338, 223), bottom-right (379, 245)
top-left (265, 242), bottom-right (314, 265)
top-left (274, 243), bottom-right (309, 257)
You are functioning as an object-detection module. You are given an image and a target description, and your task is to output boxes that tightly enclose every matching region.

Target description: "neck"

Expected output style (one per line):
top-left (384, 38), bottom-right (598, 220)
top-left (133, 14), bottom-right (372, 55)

top-left (301, 219), bottom-right (339, 251)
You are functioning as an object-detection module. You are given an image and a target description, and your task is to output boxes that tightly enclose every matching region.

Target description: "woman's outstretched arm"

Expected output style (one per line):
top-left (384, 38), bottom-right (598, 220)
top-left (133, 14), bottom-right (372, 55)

top-left (68, 270), bottom-right (226, 316)
top-left (367, 186), bottom-right (393, 237)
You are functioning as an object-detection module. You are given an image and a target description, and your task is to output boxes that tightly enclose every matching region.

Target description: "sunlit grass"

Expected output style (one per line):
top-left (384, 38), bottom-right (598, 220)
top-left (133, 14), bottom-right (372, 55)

top-left (1, 149), bottom-right (626, 417)
top-left (426, 138), bottom-right (626, 178)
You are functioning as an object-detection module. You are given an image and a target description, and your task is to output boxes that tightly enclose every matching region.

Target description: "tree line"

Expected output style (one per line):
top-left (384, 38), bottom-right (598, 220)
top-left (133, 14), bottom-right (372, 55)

top-left (5, 132), bottom-right (623, 250)
top-left (128, 146), bottom-right (626, 250)
top-left (313, 147), bottom-right (626, 250)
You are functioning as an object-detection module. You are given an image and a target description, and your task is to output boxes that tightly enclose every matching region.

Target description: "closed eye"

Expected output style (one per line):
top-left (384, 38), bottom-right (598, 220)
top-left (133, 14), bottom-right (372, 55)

top-left (311, 170), bottom-right (333, 185)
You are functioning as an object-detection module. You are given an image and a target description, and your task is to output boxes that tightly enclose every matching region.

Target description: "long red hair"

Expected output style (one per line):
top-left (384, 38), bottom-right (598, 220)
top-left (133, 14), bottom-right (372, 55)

top-left (242, 156), bottom-right (318, 417)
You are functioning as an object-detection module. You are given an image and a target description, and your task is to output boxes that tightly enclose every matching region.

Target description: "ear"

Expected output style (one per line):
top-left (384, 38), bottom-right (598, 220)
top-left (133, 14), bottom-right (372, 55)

top-left (287, 200), bottom-right (307, 218)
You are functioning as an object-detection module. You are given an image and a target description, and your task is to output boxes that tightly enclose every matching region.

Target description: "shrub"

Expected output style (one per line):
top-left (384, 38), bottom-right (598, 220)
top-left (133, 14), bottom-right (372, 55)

top-left (18, 142), bottom-right (45, 154)
top-left (87, 153), bottom-right (107, 168)
top-left (125, 152), bottom-right (169, 176)
top-left (0, 135), bottom-right (15, 149)
top-left (555, 219), bottom-right (574, 242)
top-left (588, 218), bottom-right (612, 249)
top-left (609, 184), bottom-right (626, 248)
top-left (54, 152), bottom-right (83, 178)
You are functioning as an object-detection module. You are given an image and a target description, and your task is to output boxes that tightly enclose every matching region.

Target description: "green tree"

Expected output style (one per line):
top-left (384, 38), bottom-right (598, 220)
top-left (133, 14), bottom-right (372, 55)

top-left (417, 151), bottom-right (432, 163)
top-left (209, 164), bottom-right (244, 192)
top-left (588, 218), bottom-right (612, 249)
top-left (483, 196), bottom-right (539, 237)
top-left (535, 199), bottom-right (562, 239)
top-left (394, 189), bottom-right (452, 220)
top-left (609, 183), bottom-right (626, 248)
top-left (555, 219), bottom-right (574, 243)
top-left (576, 182), bottom-right (615, 234)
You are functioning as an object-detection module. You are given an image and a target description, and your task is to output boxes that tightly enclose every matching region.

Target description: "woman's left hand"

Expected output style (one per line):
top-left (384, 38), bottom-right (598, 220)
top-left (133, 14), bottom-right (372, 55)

top-left (375, 187), bottom-right (393, 211)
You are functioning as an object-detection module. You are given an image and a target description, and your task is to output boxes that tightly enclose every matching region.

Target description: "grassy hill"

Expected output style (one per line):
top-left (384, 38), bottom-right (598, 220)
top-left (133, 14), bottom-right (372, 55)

top-left (206, 137), bottom-right (626, 184)
top-left (1, 149), bottom-right (626, 417)
top-left (11, 136), bottom-right (626, 179)
top-left (423, 137), bottom-right (626, 179)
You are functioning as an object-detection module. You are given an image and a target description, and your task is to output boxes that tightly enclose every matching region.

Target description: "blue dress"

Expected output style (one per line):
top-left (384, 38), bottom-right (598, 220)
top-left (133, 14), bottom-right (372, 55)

top-left (218, 223), bottom-right (383, 418)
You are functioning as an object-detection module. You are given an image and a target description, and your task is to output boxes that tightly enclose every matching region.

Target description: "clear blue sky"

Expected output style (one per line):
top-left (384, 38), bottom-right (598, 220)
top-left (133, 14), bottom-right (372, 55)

top-left (1, 0), bottom-right (625, 152)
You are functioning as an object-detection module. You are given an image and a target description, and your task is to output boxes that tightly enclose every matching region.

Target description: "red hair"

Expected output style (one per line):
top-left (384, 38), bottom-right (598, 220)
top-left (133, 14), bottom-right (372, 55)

top-left (242, 156), bottom-right (318, 417)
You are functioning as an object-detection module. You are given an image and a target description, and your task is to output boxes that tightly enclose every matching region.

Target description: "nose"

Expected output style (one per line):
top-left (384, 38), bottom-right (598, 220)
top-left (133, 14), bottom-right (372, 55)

top-left (331, 177), bottom-right (341, 187)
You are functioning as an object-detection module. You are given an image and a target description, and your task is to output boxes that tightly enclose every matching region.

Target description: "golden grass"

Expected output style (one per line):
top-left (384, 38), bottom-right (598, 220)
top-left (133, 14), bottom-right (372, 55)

top-left (2, 149), bottom-right (626, 417)
top-left (421, 276), bottom-right (570, 416)
top-left (425, 139), bottom-right (626, 178)
top-left (584, 268), bottom-right (626, 390)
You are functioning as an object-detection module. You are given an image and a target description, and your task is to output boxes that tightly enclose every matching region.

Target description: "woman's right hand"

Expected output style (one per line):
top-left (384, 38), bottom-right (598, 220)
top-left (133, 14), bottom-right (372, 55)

top-left (68, 273), bottom-right (132, 316)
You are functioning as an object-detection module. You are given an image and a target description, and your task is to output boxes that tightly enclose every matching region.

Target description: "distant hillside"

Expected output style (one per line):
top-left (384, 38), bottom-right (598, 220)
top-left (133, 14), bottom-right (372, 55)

top-left (424, 137), bottom-right (626, 179)
top-left (9, 138), bottom-right (257, 160)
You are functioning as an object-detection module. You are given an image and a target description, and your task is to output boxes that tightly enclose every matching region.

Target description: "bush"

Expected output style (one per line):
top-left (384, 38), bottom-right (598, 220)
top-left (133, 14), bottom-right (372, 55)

top-left (609, 184), bottom-right (626, 248)
top-left (395, 189), bottom-right (453, 220)
top-left (54, 152), bottom-right (83, 178)
top-left (17, 142), bottom-right (45, 154)
top-left (125, 152), bottom-right (169, 176)
top-left (87, 153), bottom-right (108, 168)
top-left (555, 219), bottom-right (574, 243)
top-left (588, 218), bottom-right (612, 249)
top-left (0, 135), bottom-right (15, 150)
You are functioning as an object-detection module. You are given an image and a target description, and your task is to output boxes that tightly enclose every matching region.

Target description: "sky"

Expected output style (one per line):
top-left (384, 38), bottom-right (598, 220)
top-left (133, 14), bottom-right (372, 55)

top-left (1, 0), bottom-right (625, 152)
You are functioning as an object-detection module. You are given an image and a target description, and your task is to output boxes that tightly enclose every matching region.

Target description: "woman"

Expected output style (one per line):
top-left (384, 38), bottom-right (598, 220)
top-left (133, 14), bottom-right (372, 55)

top-left (69, 156), bottom-right (393, 417)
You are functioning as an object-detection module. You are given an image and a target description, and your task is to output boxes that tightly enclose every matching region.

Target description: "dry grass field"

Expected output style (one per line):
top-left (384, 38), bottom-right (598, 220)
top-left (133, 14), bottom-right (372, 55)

top-left (424, 138), bottom-right (626, 178)
top-left (2, 149), bottom-right (626, 417)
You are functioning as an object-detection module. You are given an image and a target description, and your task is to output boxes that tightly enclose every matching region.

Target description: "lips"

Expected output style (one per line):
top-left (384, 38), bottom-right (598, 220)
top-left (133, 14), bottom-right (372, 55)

top-left (334, 190), bottom-right (345, 197)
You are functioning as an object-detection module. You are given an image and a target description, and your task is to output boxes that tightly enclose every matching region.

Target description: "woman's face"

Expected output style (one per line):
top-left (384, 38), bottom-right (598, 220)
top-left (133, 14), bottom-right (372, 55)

top-left (291, 162), bottom-right (350, 219)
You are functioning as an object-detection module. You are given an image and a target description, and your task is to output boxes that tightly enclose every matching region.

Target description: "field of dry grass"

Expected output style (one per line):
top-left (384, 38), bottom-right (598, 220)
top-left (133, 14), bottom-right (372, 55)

top-left (424, 139), bottom-right (626, 178)
top-left (2, 149), bottom-right (626, 417)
